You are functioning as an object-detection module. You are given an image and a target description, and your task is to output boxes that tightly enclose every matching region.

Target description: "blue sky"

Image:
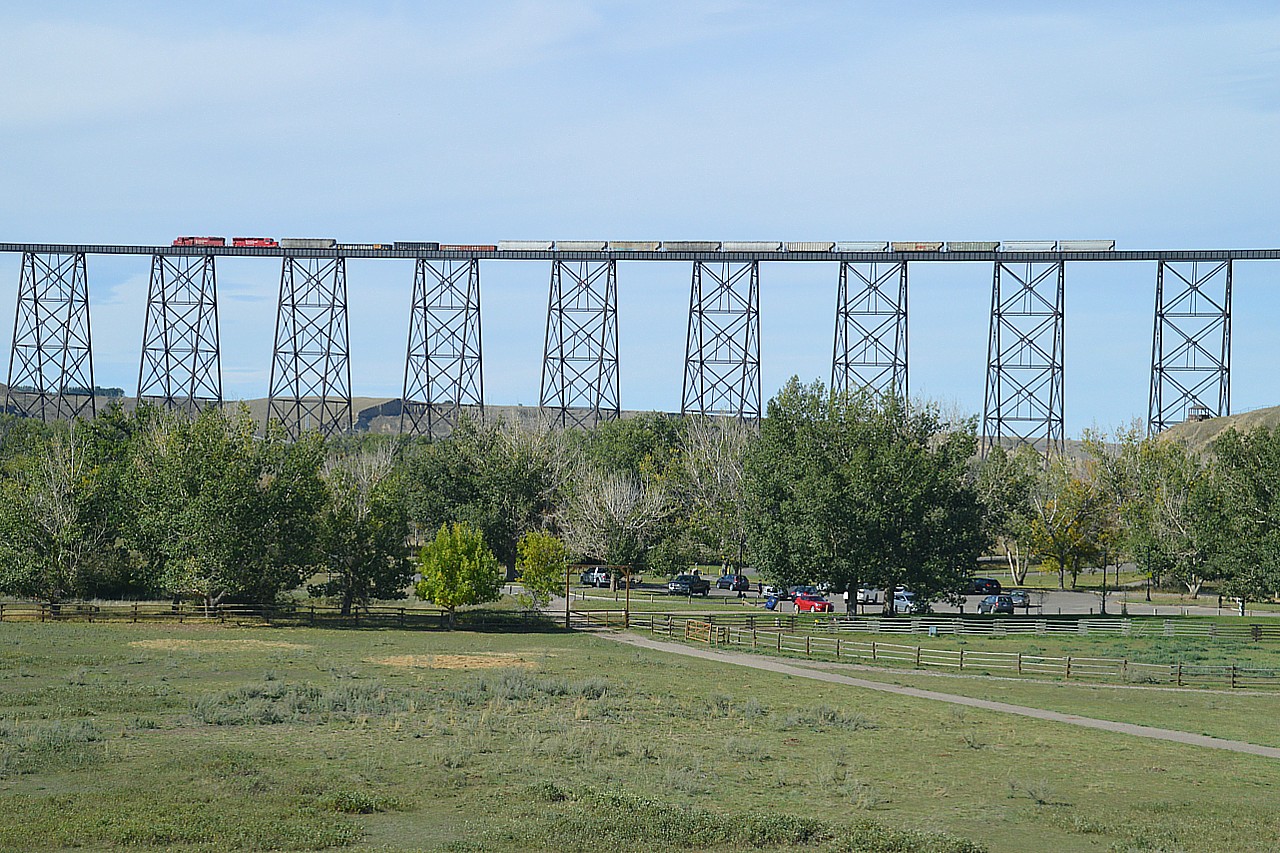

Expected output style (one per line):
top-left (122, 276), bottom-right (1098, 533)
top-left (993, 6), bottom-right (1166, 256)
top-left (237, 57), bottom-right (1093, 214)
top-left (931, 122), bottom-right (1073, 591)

top-left (3, 1), bottom-right (1279, 435)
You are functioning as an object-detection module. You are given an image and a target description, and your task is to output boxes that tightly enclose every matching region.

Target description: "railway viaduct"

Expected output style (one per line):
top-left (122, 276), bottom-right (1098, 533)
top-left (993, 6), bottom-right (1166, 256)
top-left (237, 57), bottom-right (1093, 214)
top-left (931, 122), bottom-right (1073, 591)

top-left (0, 241), bottom-right (1258, 447)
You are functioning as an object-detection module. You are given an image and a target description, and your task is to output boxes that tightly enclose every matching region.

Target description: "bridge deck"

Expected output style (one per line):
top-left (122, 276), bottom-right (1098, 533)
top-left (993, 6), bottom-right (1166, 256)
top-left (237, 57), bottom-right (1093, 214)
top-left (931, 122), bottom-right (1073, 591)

top-left (0, 243), bottom-right (1276, 262)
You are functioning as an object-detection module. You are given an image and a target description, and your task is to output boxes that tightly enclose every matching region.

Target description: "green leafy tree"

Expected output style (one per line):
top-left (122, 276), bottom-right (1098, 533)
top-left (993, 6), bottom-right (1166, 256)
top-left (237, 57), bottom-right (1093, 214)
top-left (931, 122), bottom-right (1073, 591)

top-left (975, 444), bottom-right (1041, 585)
top-left (744, 379), bottom-right (985, 611)
top-left (415, 521), bottom-right (502, 625)
top-left (0, 424), bottom-right (124, 601)
top-left (311, 443), bottom-right (411, 615)
top-left (515, 530), bottom-right (569, 607)
top-left (1202, 426), bottom-right (1280, 603)
top-left (401, 416), bottom-right (570, 578)
top-left (1026, 455), bottom-right (1106, 589)
top-left (127, 406), bottom-right (326, 607)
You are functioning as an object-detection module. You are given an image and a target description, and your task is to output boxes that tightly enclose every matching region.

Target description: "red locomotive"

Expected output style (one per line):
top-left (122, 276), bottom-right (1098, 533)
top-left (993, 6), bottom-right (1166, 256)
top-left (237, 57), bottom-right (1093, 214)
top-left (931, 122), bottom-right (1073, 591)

top-left (172, 236), bottom-right (225, 247)
top-left (232, 237), bottom-right (279, 247)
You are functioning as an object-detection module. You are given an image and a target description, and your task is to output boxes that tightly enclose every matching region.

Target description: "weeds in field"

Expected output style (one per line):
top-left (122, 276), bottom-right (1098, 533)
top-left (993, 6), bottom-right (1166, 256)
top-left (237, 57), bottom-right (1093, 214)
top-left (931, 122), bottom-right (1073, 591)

top-left (0, 718), bottom-right (105, 776)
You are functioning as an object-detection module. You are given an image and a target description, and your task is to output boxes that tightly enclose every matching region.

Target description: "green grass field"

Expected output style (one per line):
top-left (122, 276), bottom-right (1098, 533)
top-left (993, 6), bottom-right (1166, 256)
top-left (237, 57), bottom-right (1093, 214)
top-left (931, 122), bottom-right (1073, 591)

top-left (2, 620), bottom-right (1279, 851)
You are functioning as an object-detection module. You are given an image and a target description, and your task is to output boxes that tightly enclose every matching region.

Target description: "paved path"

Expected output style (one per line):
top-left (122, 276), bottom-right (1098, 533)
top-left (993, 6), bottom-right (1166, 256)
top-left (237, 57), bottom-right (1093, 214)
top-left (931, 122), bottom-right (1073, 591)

top-left (602, 632), bottom-right (1280, 760)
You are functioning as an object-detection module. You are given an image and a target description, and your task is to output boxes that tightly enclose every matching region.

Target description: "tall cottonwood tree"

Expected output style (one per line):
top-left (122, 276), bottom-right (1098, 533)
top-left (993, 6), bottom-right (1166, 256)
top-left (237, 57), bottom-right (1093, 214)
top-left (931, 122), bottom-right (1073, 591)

top-left (744, 379), bottom-right (985, 610)
top-left (311, 442), bottom-right (410, 615)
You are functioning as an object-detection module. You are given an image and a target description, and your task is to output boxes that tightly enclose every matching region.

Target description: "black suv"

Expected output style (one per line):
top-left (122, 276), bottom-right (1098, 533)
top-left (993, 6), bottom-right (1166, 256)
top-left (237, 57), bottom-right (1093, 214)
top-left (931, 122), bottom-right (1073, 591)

top-left (668, 574), bottom-right (711, 596)
top-left (964, 577), bottom-right (1002, 595)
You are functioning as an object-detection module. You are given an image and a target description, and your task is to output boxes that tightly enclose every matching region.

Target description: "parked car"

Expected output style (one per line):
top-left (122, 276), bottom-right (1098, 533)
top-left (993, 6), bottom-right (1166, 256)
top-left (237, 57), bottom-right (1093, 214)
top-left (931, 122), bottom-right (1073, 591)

top-left (716, 574), bottom-right (751, 592)
top-left (668, 574), bottom-right (711, 596)
top-left (891, 590), bottom-right (922, 614)
top-left (788, 585), bottom-right (821, 598)
top-left (964, 577), bottom-right (1003, 595)
top-left (580, 567), bottom-right (612, 588)
top-left (978, 594), bottom-right (1015, 614)
top-left (762, 584), bottom-right (787, 599)
top-left (1008, 590), bottom-right (1031, 608)
top-left (794, 593), bottom-right (834, 613)
top-left (855, 587), bottom-right (878, 604)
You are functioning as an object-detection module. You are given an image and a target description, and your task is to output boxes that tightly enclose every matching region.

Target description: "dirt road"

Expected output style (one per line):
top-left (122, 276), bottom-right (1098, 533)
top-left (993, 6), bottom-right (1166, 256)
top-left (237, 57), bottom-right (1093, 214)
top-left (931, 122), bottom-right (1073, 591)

top-left (602, 631), bottom-right (1280, 760)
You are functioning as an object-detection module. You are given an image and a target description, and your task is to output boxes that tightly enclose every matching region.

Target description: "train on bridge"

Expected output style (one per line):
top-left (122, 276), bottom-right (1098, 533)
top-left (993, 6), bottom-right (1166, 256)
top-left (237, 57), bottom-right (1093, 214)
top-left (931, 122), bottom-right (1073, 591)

top-left (172, 237), bottom-right (1117, 253)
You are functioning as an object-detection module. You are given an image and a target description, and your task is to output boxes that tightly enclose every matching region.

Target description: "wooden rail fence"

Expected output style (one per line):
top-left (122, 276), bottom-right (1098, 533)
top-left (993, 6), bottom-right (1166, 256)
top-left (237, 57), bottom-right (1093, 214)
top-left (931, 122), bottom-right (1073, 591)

top-left (666, 618), bottom-right (1280, 691)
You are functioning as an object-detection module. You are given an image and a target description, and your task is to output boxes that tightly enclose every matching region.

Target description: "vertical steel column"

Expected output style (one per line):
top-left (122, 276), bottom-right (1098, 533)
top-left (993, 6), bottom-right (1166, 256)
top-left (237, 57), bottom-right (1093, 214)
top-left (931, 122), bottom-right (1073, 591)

top-left (681, 261), bottom-right (761, 420)
top-left (267, 256), bottom-right (352, 438)
top-left (831, 261), bottom-right (908, 399)
top-left (540, 260), bottom-right (619, 428)
top-left (982, 259), bottom-right (1065, 454)
top-left (137, 253), bottom-right (222, 413)
top-left (1148, 260), bottom-right (1231, 433)
top-left (401, 258), bottom-right (484, 437)
top-left (5, 252), bottom-right (95, 421)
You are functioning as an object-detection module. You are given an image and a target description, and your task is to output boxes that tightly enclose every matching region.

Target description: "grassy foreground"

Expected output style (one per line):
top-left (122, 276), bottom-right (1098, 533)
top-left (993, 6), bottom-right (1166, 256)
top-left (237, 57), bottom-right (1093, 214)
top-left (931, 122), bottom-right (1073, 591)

top-left (0, 621), bottom-right (1277, 852)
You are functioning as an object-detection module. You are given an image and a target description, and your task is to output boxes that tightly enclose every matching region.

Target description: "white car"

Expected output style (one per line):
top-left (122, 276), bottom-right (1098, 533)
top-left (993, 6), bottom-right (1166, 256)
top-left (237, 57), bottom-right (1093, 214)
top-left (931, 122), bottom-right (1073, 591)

top-left (855, 588), bottom-right (877, 604)
top-left (892, 591), bottom-right (922, 614)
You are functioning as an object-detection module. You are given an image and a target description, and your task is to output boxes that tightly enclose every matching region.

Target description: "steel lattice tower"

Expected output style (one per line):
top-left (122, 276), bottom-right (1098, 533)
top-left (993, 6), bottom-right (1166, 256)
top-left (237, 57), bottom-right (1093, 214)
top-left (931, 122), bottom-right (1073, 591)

top-left (681, 261), bottom-right (761, 420)
top-left (137, 253), bottom-right (222, 413)
top-left (267, 256), bottom-right (352, 438)
top-left (401, 259), bottom-right (484, 436)
top-left (540, 260), bottom-right (620, 428)
top-left (832, 261), bottom-right (908, 399)
top-left (5, 252), bottom-right (95, 421)
top-left (1149, 259), bottom-right (1231, 433)
top-left (982, 260), bottom-right (1065, 454)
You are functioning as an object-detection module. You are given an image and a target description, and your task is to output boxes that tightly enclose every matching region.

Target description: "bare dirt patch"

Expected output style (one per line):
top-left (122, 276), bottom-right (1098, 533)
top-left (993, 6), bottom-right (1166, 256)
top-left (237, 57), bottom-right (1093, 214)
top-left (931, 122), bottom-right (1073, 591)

top-left (129, 639), bottom-right (312, 653)
top-left (367, 653), bottom-right (536, 670)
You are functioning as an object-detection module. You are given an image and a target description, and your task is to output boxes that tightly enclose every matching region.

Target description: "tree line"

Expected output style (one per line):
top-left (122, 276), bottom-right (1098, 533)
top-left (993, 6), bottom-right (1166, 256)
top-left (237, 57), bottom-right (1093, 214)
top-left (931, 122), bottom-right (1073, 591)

top-left (1, 378), bottom-right (1278, 612)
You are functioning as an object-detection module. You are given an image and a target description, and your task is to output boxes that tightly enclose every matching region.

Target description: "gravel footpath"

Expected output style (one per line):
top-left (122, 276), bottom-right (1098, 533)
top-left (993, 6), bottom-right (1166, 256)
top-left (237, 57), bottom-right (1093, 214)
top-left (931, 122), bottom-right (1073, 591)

top-left (602, 631), bottom-right (1280, 760)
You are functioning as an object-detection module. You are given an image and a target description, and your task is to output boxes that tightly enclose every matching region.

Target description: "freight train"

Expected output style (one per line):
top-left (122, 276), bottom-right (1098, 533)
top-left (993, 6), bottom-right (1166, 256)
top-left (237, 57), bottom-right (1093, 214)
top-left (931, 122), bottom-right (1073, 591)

top-left (172, 237), bottom-right (1117, 253)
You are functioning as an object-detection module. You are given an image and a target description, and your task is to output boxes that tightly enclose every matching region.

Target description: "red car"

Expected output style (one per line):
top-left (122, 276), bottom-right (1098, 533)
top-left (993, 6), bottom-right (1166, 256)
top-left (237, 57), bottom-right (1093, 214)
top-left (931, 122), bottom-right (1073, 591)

top-left (793, 593), bottom-right (833, 613)
top-left (232, 237), bottom-right (279, 248)
top-left (172, 236), bottom-right (225, 247)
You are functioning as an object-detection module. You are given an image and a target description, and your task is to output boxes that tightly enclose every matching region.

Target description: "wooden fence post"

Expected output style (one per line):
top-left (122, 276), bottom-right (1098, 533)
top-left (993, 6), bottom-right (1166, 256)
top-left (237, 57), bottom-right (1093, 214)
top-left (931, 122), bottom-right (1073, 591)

top-left (777, 632), bottom-right (782, 652)
top-left (806, 636), bottom-right (811, 657)
top-left (1176, 661), bottom-right (1183, 687)
top-left (872, 641), bottom-right (877, 661)
top-left (1065, 656), bottom-right (1072, 679)
top-left (959, 648), bottom-right (964, 670)
top-left (915, 646), bottom-right (921, 668)
top-left (1230, 664), bottom-right (1237, 690)
top-left (1016, 651), bottom-right (1022, 674)
top-left (836, 637), bottom-right (841, 658)
top-left (132, 603), bottom-right (138, 624)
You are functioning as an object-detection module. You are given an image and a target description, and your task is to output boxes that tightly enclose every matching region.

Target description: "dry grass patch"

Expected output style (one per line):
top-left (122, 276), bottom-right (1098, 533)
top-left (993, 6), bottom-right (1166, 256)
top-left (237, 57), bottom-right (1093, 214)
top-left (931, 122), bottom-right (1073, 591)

top-left (368, 653), bottom-right (536, 670)
top-left (129, 639), bottom-right (312, 653)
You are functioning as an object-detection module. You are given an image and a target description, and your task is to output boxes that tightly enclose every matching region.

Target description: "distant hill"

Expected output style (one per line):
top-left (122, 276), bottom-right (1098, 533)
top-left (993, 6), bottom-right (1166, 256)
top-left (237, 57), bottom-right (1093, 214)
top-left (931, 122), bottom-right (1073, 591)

top-left (1160, 405), bottom-right (1280, 453)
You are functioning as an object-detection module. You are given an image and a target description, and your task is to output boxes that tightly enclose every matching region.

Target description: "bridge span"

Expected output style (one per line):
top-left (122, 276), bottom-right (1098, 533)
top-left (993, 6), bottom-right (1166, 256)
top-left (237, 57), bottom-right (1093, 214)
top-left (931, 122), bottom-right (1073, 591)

top-left (0, 241), bottom-right (1257, 445)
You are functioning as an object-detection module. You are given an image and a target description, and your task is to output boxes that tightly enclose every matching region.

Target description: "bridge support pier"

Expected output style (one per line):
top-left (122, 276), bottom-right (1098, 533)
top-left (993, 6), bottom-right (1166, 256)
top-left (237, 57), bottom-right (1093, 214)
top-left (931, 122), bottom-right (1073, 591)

top-left (401, 259), bottom-right (484, 436)
top-left (1149, 260), bottom-right (1231, 433)
top-left (267, 256), bottom-right (352, 438)
top-left (832, 261), bottom-right (908, 399)
top-left (137, 253), bottom-right (222, 413)
top-left (5, 252), bottom-right (95, 421)
top-left (982, 259), bottom-right (1065, 455)
top-left (540, 260), bottom-right (619, 428)
top-left (682, 261), bottom-right (761, 420)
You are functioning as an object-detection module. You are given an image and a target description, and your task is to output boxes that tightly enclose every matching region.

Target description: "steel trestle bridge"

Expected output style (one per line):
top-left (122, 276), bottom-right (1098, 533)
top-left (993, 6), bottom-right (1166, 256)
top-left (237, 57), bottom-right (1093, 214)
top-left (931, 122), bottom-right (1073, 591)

top-left (2, 241), bottom-right (1266, 449)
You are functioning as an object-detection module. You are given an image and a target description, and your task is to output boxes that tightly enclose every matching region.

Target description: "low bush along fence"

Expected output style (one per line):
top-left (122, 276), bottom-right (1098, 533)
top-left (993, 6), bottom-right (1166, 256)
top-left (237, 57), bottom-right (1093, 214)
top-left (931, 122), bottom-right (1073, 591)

top-left (0, 600), bottom-right (549, 631)
top-left (647, 615), bottom-right (1280, 691)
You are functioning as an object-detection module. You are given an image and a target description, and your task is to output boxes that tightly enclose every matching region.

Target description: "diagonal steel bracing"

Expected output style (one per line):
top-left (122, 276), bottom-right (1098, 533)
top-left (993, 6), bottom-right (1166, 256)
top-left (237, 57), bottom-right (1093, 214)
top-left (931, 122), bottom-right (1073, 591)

top-left (1149, 260), bottom-right (1231, 433)
top-left (682, 261), bottom-right (761, 420)
top-left (832, 261), bottom-right (908, 399)
top-left (137, 254), bottom-right (222, 414)
top-left (540, 260), bottom-right (619, 429)
top-left (982, 260), bottom-right (1065, 454)
top-left (401, 259), bottom-right (484, 437)
top-left (267, 256), bottom-right (352, 438)
top-left (6, 252), bottom-right (95, 421)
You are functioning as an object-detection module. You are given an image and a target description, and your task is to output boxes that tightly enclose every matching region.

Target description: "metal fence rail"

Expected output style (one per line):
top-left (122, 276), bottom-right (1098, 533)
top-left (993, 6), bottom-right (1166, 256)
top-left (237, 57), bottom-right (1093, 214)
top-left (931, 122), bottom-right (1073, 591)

top-left (665, 619), bottom-right (1280, 691)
